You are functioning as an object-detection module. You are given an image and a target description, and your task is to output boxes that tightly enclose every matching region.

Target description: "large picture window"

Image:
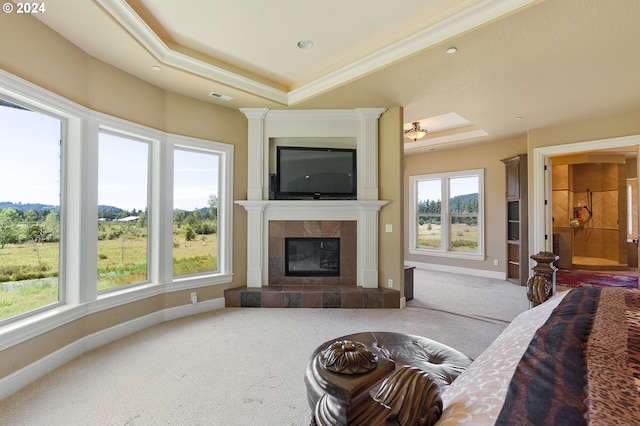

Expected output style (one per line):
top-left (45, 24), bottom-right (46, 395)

top-left (98, 131), bottom-right (150, 291)
top-left (0, 99), bottom-right (62, 320)
top-left (0, 70), bottom-right (234, 325)
top-left (409, 170), bottom-right (484, 260)
top-left (173, 148), bottom-right (220, 277)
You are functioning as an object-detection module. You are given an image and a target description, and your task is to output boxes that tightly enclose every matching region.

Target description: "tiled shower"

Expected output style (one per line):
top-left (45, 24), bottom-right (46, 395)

top-left (552, 161), bottom-right (630, 270)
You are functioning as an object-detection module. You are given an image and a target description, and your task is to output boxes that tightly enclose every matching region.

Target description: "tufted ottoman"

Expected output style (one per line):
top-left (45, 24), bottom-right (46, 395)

top-left (304, 331), bottom-right (473, 426)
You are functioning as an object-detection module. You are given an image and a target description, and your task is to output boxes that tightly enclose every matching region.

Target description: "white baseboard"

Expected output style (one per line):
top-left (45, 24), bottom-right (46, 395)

top-left (404, 260), bottom-right (507, 281)
top-left (0, 297), bottom-right (225, 400)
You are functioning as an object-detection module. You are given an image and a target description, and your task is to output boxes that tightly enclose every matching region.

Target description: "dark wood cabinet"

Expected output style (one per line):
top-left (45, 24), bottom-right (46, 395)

top-left (501, 155), bottom-right (528, 285)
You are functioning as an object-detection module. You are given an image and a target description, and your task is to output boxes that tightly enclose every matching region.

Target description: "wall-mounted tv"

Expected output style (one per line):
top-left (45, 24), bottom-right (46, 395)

top-left (275, 146), bottom-right (356, 199)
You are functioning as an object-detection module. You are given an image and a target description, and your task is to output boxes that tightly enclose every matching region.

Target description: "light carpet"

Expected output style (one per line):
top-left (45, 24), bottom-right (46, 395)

top-left (0, 269), bottom-right (528, 426)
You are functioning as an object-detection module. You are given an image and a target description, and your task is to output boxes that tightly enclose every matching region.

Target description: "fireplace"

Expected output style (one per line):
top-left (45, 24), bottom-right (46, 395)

top-left (285, 237), bottom-right (340, 277)
top-left (269, 219), bottom-right (356, 286)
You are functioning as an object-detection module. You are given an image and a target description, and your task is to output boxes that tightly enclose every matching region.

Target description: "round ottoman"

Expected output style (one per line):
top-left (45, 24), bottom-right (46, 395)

top-left (304, 331), bottom-right (473, 426)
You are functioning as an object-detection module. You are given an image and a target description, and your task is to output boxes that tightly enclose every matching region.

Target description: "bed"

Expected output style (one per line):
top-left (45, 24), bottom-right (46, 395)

top-left (437, 287), bottom-right (640, 425)
top-left (306, 287), bottom-right (640, 425)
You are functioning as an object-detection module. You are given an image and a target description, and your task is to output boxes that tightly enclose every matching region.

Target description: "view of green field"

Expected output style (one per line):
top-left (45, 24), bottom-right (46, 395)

top-left (0, 231), bottom-right (218, 320)
top-left (418, 222), bottom-right (478, 251)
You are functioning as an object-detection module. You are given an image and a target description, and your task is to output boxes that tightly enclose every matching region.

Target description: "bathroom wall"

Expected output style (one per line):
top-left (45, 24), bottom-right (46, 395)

top-left (552, 156), bottom-right (627, 269)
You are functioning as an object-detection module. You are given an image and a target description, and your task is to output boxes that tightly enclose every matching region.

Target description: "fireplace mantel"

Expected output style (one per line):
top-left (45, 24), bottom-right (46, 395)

top-left (237, 108), bottom-right (388, 289)
top-left (236, 200), bottom-right (388, 288)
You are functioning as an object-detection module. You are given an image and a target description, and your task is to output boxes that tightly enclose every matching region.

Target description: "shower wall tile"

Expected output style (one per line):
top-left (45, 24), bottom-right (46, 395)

top-left (552, 164), bottom-right (569, 190)
top-left (602, 229), bottom-right (620, 261)
top-left (552, 190), bottom-right (569, 226)
top-left (573, 163), bottom-right (601, 192)
top-left (601, 190), bottom-right (619, 229)
top-left (602, 163), bottom-right (619, 191)
top-left (573, 228), bottom-right (602, 258)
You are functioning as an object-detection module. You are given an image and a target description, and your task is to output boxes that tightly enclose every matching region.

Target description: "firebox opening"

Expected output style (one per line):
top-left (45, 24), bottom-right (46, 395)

top-left (285, 237), bottom-right (340, 277)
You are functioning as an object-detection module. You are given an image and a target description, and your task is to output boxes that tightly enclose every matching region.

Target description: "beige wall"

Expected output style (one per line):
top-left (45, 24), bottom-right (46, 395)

top-left (0, 14), bottom-right (248, 379)
top-left (378, 107), bottom-right (404, 294)
top-left (527, 107), bottom-right (640, 151)
top-left (404, 137), bottom-right (528, 273)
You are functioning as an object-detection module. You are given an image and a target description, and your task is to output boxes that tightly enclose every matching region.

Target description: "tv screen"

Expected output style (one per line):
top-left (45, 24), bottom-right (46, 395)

top-left (276, 146), bottom-right (356, 199)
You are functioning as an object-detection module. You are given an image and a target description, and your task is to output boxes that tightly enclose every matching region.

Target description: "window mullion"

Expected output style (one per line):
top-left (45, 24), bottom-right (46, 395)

top-left (442, 177), bottom-right (451, 252)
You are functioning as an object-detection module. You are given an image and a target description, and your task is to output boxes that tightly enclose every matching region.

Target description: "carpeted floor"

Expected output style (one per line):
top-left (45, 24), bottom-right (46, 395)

top-left (556, 268), bottom-right (639, 289)
top-left (0, 269), bottom-right (528, 426)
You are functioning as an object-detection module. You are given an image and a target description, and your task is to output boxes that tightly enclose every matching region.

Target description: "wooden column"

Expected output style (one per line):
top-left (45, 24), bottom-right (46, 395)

top-left (526, 251), bottom-right (559, 308)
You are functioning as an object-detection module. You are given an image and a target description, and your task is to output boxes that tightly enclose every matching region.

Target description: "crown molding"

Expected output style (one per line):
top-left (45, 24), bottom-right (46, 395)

top-left (96, 0), bottom-right (289, 104)
top-left (98, 0), bottom-right (534, 106)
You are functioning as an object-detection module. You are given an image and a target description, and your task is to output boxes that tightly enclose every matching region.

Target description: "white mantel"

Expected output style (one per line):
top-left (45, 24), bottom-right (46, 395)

top-left (236, 108), bottom-right (387, 288)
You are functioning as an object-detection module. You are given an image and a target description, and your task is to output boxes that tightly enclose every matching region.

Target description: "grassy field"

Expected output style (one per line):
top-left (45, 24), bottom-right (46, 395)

top-left (418, 223), bottom-right (478, 251)
top-left (0, 234), bottom-right (218, 320)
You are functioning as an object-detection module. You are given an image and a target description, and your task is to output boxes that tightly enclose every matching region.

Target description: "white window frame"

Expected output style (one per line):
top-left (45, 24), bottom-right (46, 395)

top-left (409, 169), bottom-right (485, 260)
top-left (170, 136), bottom-right (233, 283)
top-left (0, 69), bottom-right (233, 334)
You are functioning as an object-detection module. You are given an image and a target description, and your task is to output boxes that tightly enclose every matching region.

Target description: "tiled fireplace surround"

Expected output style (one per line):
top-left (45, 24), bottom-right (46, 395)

top-left (225, 108), bottom-right (400, 308)
top-left (269, 220), bottom-right (357, 286)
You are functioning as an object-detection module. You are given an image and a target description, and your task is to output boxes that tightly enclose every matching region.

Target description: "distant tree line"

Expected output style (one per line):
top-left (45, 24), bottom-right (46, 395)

top-left (418, 193), bottom-right (478, 226)
top-left (0, 208), bottom-right (59, 248)
top-left (0, 194), bottom-right (219, 247)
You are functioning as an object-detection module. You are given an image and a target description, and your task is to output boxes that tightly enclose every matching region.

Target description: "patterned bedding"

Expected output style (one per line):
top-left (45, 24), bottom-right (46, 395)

top-left (437, 287), bottom-right (640, 425)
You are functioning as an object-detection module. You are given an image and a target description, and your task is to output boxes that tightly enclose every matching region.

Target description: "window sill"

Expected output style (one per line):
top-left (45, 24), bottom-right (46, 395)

top-left (409, 248), bottom-right (485, 261)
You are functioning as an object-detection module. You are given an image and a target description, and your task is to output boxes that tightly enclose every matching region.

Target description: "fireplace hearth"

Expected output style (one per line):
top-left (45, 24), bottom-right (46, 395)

top-left (286, 237), bottom-right (340, 277)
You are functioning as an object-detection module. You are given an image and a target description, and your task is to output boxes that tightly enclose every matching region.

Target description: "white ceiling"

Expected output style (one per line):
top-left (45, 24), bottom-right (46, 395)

top-left (27, 0), bottom-right (640, 153)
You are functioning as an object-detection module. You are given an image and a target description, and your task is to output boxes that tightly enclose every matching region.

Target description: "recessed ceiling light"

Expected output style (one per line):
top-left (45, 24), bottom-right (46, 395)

top-left (446, 47), bottom-right (457, 54)
top-left (297, 40), bottom-right (314, 49)
top-left (151, 65), bottom-right (161, 71)
top-left (515, 116), bottom-right (524, 120)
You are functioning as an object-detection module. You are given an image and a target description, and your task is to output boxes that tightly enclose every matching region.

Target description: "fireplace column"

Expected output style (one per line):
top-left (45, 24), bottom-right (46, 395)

top-left (241, 201), bottom-right (267, 288)
top-left (359, 203), bottom-right (384, 288)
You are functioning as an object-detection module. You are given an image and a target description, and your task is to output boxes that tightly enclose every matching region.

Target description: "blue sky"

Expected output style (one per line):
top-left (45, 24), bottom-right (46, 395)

top-left (1, 103), bottom-right (218, 211)
top-left (417, 176), bottom-right (478, 202)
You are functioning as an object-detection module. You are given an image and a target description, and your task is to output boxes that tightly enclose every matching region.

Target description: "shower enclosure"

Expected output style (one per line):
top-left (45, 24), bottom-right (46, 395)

top-left (551, 158), bottom-right (634, 271)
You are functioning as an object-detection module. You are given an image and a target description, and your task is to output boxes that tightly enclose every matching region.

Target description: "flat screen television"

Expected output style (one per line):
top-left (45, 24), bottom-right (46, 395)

top-left (276, 146), bottom-right (356, 199)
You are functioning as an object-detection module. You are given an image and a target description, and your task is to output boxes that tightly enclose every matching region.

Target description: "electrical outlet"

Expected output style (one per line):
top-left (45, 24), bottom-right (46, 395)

top-left (190, 292), bottom-right (198, 305)
top-left (388, 279), bottom-right (393, 288)
top-left (494, 259), bottom-right (499, 266)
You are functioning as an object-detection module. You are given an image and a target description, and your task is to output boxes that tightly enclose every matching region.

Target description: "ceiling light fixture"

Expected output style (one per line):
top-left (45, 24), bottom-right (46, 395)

top-left (446, 47), bottom-right (457, 54)
top-left (151, 65), bottom-right (161, 71)
top-left (297, 40), bottom-right (314, 49)
top-left (404, 122), bottom-right (428, 141)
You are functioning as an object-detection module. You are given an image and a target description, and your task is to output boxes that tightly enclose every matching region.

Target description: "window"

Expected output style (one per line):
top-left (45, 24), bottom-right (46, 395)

top-left (173, 147), bottom-right (220, 277)
top-left (409, 170), bottom-right (484, 260)
top-left (0, 98), bottom-right (62, 320)
top-left (0, 70), bottom-right (234, 325)
top-left (98, 131), bottom-right (150, 291)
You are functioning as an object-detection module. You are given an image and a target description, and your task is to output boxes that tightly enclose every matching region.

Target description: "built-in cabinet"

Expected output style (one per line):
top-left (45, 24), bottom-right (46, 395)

top-left (502, 154), bottom-right (528, 285)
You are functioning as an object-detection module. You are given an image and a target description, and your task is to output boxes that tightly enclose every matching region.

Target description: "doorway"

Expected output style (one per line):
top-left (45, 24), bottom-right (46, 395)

top-left (551, 159), bottom-right (632, 271)
top-left (532, 135), bottom-right (640, 287)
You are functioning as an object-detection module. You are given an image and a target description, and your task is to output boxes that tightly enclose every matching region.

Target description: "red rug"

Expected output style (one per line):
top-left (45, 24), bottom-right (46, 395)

top-left (556, 269), bottom-right (638, 289)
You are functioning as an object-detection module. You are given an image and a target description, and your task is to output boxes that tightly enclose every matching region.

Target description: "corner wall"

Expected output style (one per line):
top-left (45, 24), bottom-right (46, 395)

top-left (378, 107), bottom-right (405, 295)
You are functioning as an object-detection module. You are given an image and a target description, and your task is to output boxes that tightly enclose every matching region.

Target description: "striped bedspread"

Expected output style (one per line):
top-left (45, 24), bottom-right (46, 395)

top-left (438, 287), bottom-right (640, 425)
